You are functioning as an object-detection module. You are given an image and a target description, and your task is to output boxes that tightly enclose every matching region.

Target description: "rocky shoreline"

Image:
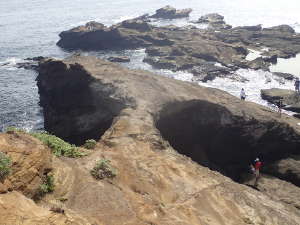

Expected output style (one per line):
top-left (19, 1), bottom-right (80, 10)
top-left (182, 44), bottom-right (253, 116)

top-left (56, 6), bottom-right (300, 82)
top-left (2, 6), bottom-right (300, 225)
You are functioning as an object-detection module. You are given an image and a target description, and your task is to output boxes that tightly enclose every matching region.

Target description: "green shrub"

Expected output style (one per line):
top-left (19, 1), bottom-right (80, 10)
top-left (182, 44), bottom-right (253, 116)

top-left (83, 139), bottom-right (97, 149)
top-left (91, 159), bottom-right (117, 179)
top-left (5, 126), bottom-right (25, 133)
top-left (4, 127), bottom-right (85, 158)
top-left (0, 152), bottom-right (11, 180)
top-left (30, 131), bottom-right (85, 158)
top-left (40, 174), bottom-right (55, 193)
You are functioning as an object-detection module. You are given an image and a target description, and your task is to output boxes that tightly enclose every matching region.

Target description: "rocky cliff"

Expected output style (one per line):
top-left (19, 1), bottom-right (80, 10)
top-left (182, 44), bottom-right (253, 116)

top-left (27, 55), bottom-right (300, 224)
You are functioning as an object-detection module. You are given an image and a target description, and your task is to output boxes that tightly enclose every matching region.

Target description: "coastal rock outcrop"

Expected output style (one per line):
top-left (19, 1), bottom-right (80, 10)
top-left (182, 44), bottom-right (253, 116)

top-left (38, 56), bottom-right (300, 181)
top-left (0, 132), bottom-right (52, 198)
top-left (261, 88), bottom-right (300, 112)
top-left (33, 55), bottom-right (300, 224)
top-left (150, 5), bottom-right (192, 19)
top-left (107, 56), bottom-right (130, 62)
top-left (0, 132), bottom-right (95, 225)
top-left (57, 11), bottom-right (300, 81)
top-left (193, 13), bottom-right (232, 30)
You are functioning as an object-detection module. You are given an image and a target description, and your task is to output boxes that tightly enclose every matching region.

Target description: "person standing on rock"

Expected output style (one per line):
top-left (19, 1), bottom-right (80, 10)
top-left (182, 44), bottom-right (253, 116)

top-left (294, 78), bottom-right (300, 93)
top-left (253, 158), bottom-right (262, 187)
top-left (240, 88), bottom-right (246, 100)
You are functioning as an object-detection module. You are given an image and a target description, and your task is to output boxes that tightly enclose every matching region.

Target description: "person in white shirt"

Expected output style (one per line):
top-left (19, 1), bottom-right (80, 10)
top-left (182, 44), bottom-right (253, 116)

top-left (240, 88), bottom-right (246, 100)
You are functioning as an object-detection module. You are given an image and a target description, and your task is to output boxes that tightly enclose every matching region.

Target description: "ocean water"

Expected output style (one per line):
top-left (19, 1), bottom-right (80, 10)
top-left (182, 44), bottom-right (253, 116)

top-left (1, 0), bottom-right (300, 131)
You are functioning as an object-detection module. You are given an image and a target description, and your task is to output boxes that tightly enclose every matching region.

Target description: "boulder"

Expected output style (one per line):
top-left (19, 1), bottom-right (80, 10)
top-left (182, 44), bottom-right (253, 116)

top-left (261, 88), bottom-right (300, 112)
top-left (273, 72), bottom-right (297, 81)
top-left (150, 5), bottom-right (192, 19)
top-left (196, 13), bottom-right (225, 24)
top-left (193, 13), bottom-right (232, 30)
top-left (107, 56), bottom-right (130, 63)
top-left (191, 63), bottom-right (231, 82)
top-left (263, 24), bottom-right (295, 34)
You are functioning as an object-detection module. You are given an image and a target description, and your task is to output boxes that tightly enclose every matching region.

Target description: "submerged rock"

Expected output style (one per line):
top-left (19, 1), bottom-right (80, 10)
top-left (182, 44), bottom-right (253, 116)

top-left (273, 72), bottom-right (297, 81)
top-left (150, 5), bottom-right (192, 19)
top-left (107, 56), bottom-right (130, 62)
top-left (193, 13), bottom-right (232, 30)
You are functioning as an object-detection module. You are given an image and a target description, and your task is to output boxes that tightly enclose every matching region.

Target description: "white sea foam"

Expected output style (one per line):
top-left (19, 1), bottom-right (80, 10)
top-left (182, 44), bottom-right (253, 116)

top-left (196, 69), bottom-right (295, 114)
top-left (0, 57), bottom-right (23, 66)
top-left (246, 49), bottom-right (262, 61)
top-left (112, 15), bottom-right (139, 24)
top-left (270, 54), bottom-right (300, 76)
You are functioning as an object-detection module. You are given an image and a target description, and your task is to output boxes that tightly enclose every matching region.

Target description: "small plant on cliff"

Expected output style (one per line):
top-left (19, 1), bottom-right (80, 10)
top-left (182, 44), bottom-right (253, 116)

top-left (0, 152), bottom-right (11, 180)
top-left (30, 131), bottom-right (85, 157)
top-left (5, 126), bottom-right (25, 133)
top-left (35, 173), bottom-right (55, 200)
top-left (91, 159), bottom-right (117, 179)
top-left (40, 174), bottom-right (55, 194)
top-left (83, 139), bottom-right (97, 149)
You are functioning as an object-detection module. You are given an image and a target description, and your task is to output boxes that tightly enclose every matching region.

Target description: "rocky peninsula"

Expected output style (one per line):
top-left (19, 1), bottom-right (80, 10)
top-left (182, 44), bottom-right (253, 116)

top-left (1, 54), bottom-right (300, 224)
top-left (57, 7), bottom-right (300, 81)
top-left (2, 6), bottom-right (300, 225)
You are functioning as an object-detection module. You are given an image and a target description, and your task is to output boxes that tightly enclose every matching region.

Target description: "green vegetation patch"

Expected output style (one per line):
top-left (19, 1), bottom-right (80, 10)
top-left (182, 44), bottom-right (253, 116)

top-left (91, 159), bottom-right (117, 179)
top-left (39, 174), bottom-right (55, 194)
top-left (83, 139), bottom-right (97, 149)
top-left (30, 131), bottom-right (85, 157)
top-left (4, 127), bottom-right (85, 158)
top-left (0, 152), bottom-right (12, 180)
top-left (5, 126), bottom-right (26, 133)
top-left (35, 173), bottom-right (55, 200)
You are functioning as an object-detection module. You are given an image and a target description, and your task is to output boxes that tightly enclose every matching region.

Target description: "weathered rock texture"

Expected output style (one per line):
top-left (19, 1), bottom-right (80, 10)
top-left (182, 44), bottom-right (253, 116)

top-left (33, 55), bottom-right (300, 224)
top-left (261, 88), bottom-right (300, 112)
top-left (0, 133), bottom-right (96, 225)
top-left (0, 132), bottom-right (52, 197)
top-left (193, 13), bottom-right (232, 30)
top-left (57, 12), bottom-right (300, 81)
top-left (150, 5), bottom-right (192, 19)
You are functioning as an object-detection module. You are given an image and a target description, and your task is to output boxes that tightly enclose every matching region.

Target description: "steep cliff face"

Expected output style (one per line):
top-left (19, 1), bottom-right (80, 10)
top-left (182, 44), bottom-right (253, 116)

top-left (0, 133), bottom-right (97, 225)
top-left (37, 60), bottom-right (135, 145)
top-left (32, 55), bottom-right (300, 224)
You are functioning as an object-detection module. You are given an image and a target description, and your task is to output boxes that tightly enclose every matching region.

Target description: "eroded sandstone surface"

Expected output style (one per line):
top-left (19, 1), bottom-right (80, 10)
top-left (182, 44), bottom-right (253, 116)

top-left (29, 55), bottom-right (300, 224)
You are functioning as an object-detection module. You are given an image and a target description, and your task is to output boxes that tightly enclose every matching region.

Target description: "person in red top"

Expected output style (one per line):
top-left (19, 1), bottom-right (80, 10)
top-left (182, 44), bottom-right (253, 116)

top-left (253, 158), bottom-right (262, 187)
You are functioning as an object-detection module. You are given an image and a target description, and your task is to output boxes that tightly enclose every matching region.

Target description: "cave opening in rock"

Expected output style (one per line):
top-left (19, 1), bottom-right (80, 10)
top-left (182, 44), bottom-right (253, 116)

top-left (38, 62), bottom-right (131, 146)
top-left (155, 100), bottom-right (298, 182)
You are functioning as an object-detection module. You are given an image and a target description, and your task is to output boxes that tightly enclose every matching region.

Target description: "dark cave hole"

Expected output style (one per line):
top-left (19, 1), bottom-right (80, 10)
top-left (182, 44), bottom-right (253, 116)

top-left (39, 63), bottom-right (128, 146)
top-left (155, 100), bottom-right (299, 183)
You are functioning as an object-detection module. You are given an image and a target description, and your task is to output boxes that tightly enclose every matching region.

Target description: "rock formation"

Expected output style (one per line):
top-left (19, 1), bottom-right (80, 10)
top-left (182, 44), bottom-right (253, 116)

top-left (2, 55), bottom-right (300, 224)
top-left (150, 5), bottom-right (192, 19)
top-left (56, 10), bottom-right (300, 81)
top-left (0, 132), bottom-right (96, 225)
top-left (107, 56), bottom-right (130, 62)
top-left (0, 132), bottom-right (52, 198)
top-left (261, 88), bottom-right (300, 113)
top-left (192, 13), bottom-right (232, 30)
top-left (33, 55), bottom-right (300, 224)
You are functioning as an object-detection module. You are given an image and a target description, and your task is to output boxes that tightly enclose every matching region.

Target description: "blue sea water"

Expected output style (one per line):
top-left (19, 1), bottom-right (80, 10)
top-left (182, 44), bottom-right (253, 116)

top-left (1, 0), bottom-right (300, 131)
